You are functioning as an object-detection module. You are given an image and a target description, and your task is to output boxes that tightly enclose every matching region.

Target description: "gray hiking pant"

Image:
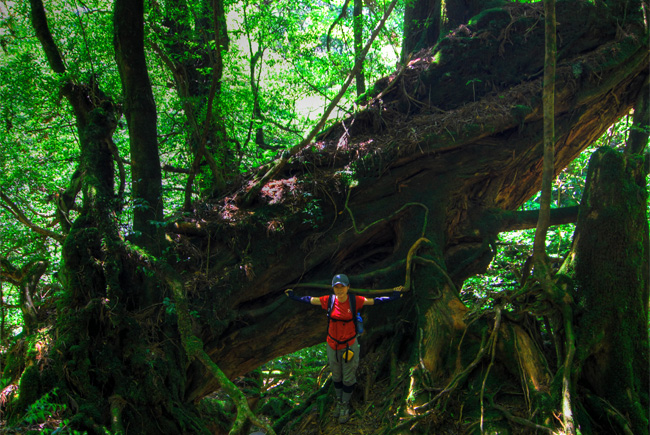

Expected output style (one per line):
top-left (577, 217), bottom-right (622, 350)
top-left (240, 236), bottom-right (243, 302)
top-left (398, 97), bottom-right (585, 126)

top-left (326, 339), bottom-right (360, 386)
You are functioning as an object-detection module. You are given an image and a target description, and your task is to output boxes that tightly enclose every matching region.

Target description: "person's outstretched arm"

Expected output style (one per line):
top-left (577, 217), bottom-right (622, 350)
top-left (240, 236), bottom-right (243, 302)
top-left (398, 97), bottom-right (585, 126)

top-left (364, 289), bottom-right (402, 306)
top-left (285, 289), bottom-right (321, 305)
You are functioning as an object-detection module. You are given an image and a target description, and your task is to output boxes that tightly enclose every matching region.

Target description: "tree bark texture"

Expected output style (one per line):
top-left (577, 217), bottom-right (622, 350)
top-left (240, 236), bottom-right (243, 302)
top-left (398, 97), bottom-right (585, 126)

top-left (114, 0), bottom-right (164, 256)
top-left (401, 0), bottom-right (442, 62)
top-left (563, 147), bottom-right (649, 434)
top-left (179, 2), bottom-right (648, 401)
top-left (17, 1), bottom-right (649, 433)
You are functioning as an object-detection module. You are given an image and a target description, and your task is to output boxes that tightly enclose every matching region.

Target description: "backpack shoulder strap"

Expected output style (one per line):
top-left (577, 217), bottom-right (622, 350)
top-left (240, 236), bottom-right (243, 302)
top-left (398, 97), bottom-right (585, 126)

top-left (327, 294), bottom-right (335, 317)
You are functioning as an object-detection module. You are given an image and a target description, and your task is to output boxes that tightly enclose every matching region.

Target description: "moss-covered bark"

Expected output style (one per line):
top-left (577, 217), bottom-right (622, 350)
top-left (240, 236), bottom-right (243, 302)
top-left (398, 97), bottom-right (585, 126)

top-left (14, 0), bottom-right (649, 433)
top-left (565, 147), bottom-right (649, 434)
top-left (114, 0), bottom-right (164, 257)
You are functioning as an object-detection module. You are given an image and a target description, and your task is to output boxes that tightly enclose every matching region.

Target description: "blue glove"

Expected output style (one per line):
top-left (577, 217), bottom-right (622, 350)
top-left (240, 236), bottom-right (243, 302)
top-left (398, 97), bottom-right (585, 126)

top-left (373, 290), bottom-right (402, 305)
top-left (285, 289), bottom-right (312, 304)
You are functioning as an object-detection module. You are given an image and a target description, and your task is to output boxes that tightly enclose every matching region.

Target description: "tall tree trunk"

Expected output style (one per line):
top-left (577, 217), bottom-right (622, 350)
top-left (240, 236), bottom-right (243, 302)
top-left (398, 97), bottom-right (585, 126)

top-left (562, 147), bottom-right (649, 435)
top-left (114, 0), bottom-right (164, 257)
top-left (533, 0), bottom-right (557, 269)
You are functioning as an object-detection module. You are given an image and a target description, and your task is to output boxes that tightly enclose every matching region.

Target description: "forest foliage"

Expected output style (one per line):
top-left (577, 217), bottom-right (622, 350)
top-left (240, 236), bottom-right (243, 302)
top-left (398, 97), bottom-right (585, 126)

top-left (0, 0), bottom-right (648, 433)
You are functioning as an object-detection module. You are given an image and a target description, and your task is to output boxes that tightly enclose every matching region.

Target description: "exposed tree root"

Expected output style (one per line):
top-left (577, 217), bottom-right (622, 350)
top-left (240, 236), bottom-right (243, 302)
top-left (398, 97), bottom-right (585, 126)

top-left (390, 305), bottom-right (505, 435)
top-left (167, 276), bottom-right (276, 435)
top-left (272, 379), bottom-right (332, 433)
top-left (559, 300), bottom-right (576, 435)
top-left (122, 245), bottom-right (275, 435)
top-left (479, 307), bottom-right (501, 432)
top-left (584, 394), bottom-right (635, 435)
top-left (488, 395), bottom-right (554, 434)
top-left (288, 236), bottom-right (432, 295)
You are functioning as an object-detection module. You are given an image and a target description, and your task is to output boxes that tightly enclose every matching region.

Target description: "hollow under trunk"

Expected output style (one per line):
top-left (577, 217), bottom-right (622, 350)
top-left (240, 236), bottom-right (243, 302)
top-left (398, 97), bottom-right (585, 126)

top-left (8, 1), bottom-right (648, 433)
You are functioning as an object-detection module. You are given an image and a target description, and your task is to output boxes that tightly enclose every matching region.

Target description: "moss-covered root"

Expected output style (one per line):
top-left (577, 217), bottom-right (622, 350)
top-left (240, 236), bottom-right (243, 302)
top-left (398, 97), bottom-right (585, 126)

top-left (168, 276), bottom-right (276, 435)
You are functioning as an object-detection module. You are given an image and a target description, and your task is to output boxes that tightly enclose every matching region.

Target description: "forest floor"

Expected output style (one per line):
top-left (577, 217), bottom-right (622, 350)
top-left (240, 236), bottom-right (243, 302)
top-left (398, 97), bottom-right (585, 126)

top-left (224, 336), bottom-right (548, 435)
top-left (223, 343), bottom-right (467, 435)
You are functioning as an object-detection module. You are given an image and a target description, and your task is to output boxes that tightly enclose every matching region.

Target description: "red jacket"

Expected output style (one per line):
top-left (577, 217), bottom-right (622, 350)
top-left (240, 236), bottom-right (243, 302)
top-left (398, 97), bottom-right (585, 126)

top-left (320, 295), bottom-right (366, 350)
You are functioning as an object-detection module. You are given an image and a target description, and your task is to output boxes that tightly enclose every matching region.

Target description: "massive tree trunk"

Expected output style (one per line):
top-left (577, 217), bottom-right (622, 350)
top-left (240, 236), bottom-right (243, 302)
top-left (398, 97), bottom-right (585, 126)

top-left (173, 1), bottom-right (648, 431)
top-left (561, 147), bottom-right (649, 434)
top-left (13, 0), bottom-right (648, 434)
top-left (401, 0), bottom-right (442, 61)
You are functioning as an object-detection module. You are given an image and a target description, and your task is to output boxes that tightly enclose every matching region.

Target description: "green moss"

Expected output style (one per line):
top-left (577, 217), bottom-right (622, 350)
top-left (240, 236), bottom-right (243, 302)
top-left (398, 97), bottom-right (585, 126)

top-left (17, 364), bottom-right (41, 408)
top-left (468, 8), bottom-right (511, 29)
top-left (510, 105), bottom-right (532, 126)
top-left (4, 365), bottom-right (44, 424)
top-left (569, 147), bottom-right (649, 433)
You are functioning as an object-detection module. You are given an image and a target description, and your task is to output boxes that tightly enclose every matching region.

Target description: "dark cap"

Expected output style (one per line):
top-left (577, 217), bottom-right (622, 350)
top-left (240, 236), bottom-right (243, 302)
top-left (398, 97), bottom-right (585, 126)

top-left (332, 274), bottom-right (350, 287)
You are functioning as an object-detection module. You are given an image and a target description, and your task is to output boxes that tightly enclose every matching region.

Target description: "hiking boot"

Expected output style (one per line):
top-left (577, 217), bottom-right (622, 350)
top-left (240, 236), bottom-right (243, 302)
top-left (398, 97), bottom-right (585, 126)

top-left (338, 402), bottom-right (351, 424)
top-left (333, 401), bottom-right (343, 417)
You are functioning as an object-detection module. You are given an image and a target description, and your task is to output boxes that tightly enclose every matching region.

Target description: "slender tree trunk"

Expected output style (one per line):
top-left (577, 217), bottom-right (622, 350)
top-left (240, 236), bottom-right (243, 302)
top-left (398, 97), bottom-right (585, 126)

top-left (533, 0), bottom-right (557, 270)
top-left (28, 0), bottom-right (65, 74)
top-left (353, 0), bottom-right (366, 97)
top-left (154, 0), bottom-right (230, 201)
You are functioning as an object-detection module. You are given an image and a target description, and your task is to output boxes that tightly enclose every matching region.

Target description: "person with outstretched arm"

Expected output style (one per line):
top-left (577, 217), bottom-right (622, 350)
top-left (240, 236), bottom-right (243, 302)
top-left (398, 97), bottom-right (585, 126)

top-left (285, 273), bottom-right (402, 424)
